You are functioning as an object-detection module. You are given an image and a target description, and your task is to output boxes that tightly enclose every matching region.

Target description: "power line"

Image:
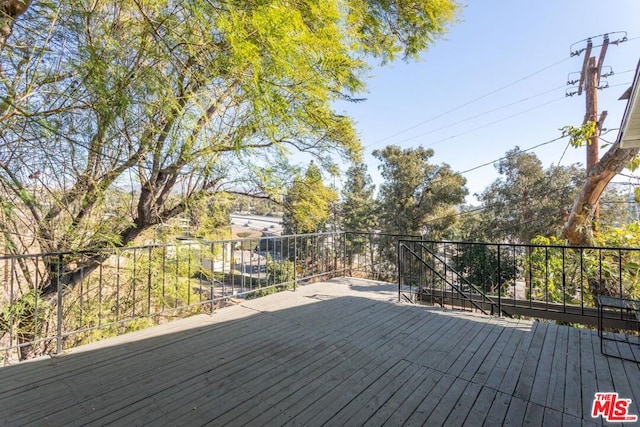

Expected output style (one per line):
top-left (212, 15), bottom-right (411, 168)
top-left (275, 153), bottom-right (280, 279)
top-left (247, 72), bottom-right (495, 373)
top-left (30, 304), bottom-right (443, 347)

top-left (381, 133), bottom-right (573, 230)
top-left (422, 97), bottom-right (565, 149)
top-left (373, 84), bottom-right (566, 148)
top-left (386, 133), bottom-right (570, 202)
top-left (412, 77), bottom-right (633, 226)
top-left (422, 185), bottom-right (577, 227)
top-left (421, 139), bottom-right (635, 229)
top-left (385, 78), bottom-right (632, 150)
top-left (451, 134), bottom-right (568, 176)
top-left (366, 56), bottom-right (572, 148)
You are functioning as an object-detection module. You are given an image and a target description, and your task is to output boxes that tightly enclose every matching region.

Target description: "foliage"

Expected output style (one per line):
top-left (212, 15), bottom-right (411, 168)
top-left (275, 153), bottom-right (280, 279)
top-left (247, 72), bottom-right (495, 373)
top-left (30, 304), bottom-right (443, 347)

top-left (528, 236), bottom-right (580, 303)
top-left (475, 148), bottom-right (584, 244)
top-left (245, 259), bottom-right (295, 299)
top-left (59, 244), bottom-right (210, 351)
top-left (0, 289), bottom-right (51, 337)
top-left (561, 121), bottom-right (597, 148)
top-left (0, 0), bottom-right (459, 299)
top-left (340, 162), bottom-right (377, 233)
top-left (267, 259), bottom-right (296, 286)
top-left (446, 206), bottom-right (487, 241)
top-left (373, 145), bottom-right (467, 237)
top-left (528, 228), bottom-right (640, 305)
top-left (450, 244), bottom-right (516, 294)
top-left (592, 223), bottom-right (640, 299)
top-left (599, 184), bottom-right (636, 228)
top-left (185, 193), bottom-right (233, 239)
top-left (231, 194), bottom-right (280, 216)
top-left (282, 163), bottom-right (338, 234)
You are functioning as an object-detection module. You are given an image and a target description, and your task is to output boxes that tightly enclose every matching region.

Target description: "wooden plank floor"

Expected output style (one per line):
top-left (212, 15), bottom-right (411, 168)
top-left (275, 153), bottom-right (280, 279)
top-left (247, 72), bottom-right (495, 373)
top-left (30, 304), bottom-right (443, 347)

top-left (1, 277), bottom-right (639, 426)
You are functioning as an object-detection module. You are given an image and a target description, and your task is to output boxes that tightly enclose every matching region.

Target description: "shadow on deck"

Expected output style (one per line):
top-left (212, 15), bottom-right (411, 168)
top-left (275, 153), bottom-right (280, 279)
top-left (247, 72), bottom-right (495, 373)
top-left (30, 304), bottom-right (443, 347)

top-left (0, 278), bottom-right (638, 426)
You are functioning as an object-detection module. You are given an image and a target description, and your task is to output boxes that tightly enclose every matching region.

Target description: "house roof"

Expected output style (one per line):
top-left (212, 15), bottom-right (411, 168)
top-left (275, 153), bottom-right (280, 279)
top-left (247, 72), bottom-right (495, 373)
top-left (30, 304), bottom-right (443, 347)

top-left (618, 58), bottom-right (640, 148)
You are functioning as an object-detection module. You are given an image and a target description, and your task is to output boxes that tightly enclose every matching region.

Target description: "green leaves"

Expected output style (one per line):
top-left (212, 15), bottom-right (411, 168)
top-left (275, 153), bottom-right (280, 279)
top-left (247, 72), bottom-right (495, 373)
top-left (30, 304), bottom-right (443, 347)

top-left (341, 162), bottom-right (377, 233)
top-left (347, 0), bottom-right (458, 63)
top-left (373, 145), bottom-right (467, 237)
top-left (561, 121), bottom-right (597, 148)
top-left (282, 162), bottom-right (337, 234)
top-left (476, 148), bottom-right (584, 244)
top-left (0, 0), bottom-right (459, 306)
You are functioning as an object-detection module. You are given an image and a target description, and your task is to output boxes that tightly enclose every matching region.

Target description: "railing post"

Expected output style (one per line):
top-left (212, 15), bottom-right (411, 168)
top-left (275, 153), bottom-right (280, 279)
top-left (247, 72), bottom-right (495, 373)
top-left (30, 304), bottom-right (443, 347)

top-left (497, 245), bottom-right (502, 317)
top-left (148, 246), bottom-right (153, 316)
top-left (56, 253), bottom-right (63, 355)
top-left (343, 232), bottom-right (347, 277)
top-left (293, 236), bottom-right (297, 292)
top-left (397, 240), bottom-right (402, 302)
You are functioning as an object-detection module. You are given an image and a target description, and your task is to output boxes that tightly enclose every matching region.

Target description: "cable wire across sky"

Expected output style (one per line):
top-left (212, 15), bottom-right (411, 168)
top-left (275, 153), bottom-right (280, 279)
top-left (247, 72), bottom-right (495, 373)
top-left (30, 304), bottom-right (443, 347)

top-left (366, 56), bottom-right (573, 149)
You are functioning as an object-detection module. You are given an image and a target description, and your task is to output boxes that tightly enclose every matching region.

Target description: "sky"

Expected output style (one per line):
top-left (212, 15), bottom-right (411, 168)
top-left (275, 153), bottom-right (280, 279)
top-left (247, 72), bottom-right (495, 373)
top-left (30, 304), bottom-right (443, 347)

top-left (334, 0), bottom-right (640, 204)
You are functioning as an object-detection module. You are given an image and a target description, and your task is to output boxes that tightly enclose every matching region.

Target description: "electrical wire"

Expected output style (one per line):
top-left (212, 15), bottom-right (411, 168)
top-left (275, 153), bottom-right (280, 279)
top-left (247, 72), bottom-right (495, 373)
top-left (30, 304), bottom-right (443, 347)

top-left (455, 134), bottom-right (569, 176)
top-left (422, 97), bottom-right (565, 149)
top-left (366, 56), bottom-right (572, 148)
top-left (383, 132), bottom-right (580, 231)
top-left (418, 127), bottom-right (631, 228)
top-left (397, 78), bottom-right (631, 150)
top-left (372, 84), bottom-right (567, 148)
top-left (419, 185), bottom-right (578, 231)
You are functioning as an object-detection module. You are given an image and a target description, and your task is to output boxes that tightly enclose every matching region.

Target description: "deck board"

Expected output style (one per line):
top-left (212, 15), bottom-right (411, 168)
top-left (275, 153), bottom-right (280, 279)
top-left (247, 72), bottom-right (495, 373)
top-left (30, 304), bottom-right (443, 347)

top-left (0, 277), bottom-right (638, 426)
top-left (546, 322), bottom-right (568, 413)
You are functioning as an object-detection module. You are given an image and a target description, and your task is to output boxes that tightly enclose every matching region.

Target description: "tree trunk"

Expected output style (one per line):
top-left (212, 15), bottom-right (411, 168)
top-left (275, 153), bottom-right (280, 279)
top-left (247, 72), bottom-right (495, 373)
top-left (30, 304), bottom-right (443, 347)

top-left (563, 141), bottom-right (639, 245)
top-left (0, 0), bottom-right (32, 50)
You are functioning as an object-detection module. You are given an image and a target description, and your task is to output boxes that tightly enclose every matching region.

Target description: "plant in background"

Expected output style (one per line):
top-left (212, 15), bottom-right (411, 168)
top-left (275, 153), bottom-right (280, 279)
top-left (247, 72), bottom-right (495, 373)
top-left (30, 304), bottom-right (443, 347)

top-left (267, 259), bottom-right (296, 287)
top-left (0, 0), bottom-right (459, 359)
top-left (282, 163), bottom-right (338, 235)
top-left (450, 244), bottom-right (516, 295)
top-left (528, 236), bottom-right (580, 303)
top-left (0, 289), bottom-right (52, 359)
top-left (373, 145), bottom-right (467, 238)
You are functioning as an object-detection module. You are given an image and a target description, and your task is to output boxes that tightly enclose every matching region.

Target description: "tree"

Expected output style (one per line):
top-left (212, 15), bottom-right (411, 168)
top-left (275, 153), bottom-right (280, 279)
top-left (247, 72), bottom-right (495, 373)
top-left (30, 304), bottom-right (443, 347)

top-left (0, 1), bottom-right (459, 298)
top-left (598, 184), bottom-right (636, 229)
top-left (562, 64), bottom-right (640, 245)
top-left (373, 145), bottom-right (467, 237)
top-left (0, 0), bottom-right (32, 49)
top-left (476, 148), bottom-right (584, 244)
top-left (341, 162), bottom-right (377, 232)
top-left (282, 163), bottom-right (337, 234)
top-left (184, 193), bottom-right (233, 239)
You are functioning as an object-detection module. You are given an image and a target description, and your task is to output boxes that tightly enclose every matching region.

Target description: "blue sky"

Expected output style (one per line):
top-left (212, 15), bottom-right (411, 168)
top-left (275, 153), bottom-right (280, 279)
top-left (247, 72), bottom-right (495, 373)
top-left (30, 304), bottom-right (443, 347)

top-left (335, 0), bottom-right (640, 203)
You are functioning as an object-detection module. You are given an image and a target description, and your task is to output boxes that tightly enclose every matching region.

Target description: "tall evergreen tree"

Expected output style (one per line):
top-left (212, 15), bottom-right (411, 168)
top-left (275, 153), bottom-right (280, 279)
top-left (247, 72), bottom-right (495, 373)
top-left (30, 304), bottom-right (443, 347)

top-left (282, 163), bottom-right (337, 234)
top-left (341, 163), bottom-right (377, 232)
top-left (477, 148), bottom-right (584, 244)
top-left (373, 145), bottom-right (467, 237)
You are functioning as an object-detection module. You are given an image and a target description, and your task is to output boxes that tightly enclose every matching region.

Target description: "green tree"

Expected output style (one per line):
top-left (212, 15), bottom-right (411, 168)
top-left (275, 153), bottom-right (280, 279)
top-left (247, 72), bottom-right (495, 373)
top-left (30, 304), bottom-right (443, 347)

top-left (341, 162), bottom-right (377, 232)
top-left (282, 163), bottom-right (337, 234)
top-left (373, 145), bottom-right (467, 237)
top-left (0, 0), bottom-right (459, 300)
top-left (476, 148), bottom-right (584, 244)
top-left (598, 184), bottom-right (636, 229)
top-left (0, 0), bottom-right (31, 49)
top-left (562, 112), bottom-right (640, 245)
top-left (185, 193), bottom-right (233, 239)
top-left (444, 206), bottom-right (488, 241)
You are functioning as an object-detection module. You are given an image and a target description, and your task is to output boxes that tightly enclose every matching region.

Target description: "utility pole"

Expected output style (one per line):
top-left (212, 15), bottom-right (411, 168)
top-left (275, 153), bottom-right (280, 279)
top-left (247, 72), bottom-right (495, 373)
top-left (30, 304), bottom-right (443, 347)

top-left (567, 33), bottom-right (625, 228)
top-left (585, 51), bottom-right (603, 225)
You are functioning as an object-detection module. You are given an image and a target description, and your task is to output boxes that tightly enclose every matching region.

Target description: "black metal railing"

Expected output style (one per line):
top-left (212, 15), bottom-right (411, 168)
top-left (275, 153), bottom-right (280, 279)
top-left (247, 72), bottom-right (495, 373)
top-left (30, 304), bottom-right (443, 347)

top-left (4, 232), bottom-right (640, 363)
top-left (344, 232), bottom-right (419, 281)
top-left (398, 240), bottom-right (502, 315)
top-left (398, 239), bottom-right (640, 329)
top-left (0, 232), bottom-right (353, 363)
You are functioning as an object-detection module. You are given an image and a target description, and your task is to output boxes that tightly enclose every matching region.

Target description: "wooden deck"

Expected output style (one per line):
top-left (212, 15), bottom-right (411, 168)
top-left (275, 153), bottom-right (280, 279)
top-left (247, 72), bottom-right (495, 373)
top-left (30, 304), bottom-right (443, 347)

top-left (1, 278), bottom-right (639, 426)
